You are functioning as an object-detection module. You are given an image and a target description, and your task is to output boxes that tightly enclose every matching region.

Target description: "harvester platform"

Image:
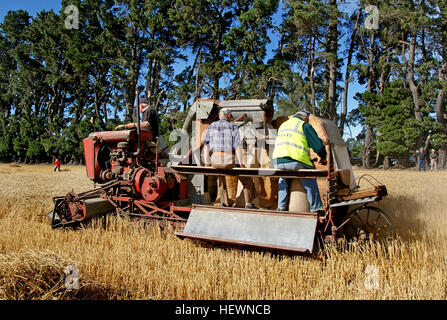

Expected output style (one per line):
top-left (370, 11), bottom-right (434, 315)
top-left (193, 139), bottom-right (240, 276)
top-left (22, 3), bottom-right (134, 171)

top-left (175, 205), bottom-right (319, 254)
top-left (167, 165), bottom-right (328, 179)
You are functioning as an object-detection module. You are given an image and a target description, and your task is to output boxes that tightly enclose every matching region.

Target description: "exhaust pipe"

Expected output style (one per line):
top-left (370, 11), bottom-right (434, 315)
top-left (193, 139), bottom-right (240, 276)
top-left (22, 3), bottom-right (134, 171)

top-left (133, 87), bottom-right (141, 157)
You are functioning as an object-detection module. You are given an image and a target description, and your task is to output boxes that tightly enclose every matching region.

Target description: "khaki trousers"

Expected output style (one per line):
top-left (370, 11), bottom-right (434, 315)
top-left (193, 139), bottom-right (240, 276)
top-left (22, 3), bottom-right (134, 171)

top-left (211, 152), bottom-right (252, 207)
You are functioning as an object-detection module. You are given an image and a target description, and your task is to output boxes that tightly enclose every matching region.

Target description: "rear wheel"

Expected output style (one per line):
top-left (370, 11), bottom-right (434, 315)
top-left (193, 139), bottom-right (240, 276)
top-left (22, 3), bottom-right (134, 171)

top-left (339, 205), bottom-right (395, 242)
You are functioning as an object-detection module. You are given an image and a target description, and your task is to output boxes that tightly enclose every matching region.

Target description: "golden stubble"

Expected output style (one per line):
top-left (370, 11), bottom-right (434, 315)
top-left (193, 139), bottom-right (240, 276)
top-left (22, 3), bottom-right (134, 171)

top-left (0, 164), bottom-right (446, 300)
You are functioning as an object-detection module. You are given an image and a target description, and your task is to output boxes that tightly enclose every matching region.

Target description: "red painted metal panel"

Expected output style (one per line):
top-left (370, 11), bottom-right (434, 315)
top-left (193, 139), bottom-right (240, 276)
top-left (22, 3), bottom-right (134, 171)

top-left (179, 179), bottom-right (188, 199)
top-left (83, 137), bottom-right (100, 181)
top-left (89, 130), bottom-right (133, 143)
top-left (88, 130), bottom-right (152, 144)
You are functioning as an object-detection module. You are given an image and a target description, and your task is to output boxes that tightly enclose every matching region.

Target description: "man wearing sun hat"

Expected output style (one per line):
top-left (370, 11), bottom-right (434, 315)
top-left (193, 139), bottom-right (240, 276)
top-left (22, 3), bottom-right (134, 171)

top-left (272, 109), bottom-right (327, 213)
top-left (115, 96), bottom-right (159, 142)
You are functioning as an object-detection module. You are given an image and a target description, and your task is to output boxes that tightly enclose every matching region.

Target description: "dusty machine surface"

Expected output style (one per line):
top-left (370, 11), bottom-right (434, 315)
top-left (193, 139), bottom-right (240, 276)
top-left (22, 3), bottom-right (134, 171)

top-left (48, 98), bottom-right (394, 254)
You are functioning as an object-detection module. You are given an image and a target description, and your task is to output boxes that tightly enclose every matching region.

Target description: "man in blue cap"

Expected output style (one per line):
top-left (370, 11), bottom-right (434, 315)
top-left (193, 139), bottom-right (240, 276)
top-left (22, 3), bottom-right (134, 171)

top-left (272, 110), bottom-right (327, 213)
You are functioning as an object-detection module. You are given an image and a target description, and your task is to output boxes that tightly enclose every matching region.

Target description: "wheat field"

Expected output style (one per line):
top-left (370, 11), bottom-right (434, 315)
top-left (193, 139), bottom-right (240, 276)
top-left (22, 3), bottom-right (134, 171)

top-left (0, 163), bottom-right (446, 300)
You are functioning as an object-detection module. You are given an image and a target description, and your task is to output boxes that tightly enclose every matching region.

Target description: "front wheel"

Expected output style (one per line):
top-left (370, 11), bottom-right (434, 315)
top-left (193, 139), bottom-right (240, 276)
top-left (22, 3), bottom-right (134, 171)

top-left (338, 205), bottom-right (395, 242)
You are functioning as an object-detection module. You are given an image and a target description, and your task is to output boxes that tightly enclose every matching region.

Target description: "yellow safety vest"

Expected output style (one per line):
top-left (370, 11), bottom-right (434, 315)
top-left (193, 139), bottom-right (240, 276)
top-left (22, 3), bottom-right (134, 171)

top-left (272, 117), bottom-right (313, 166)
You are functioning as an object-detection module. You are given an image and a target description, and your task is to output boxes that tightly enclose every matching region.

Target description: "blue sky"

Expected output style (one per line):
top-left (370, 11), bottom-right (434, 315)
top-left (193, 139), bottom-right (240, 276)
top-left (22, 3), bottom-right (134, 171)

top-left (0, 0), bottom-right (61, 21)
top-left (0, 0), bottom-right (364, 139)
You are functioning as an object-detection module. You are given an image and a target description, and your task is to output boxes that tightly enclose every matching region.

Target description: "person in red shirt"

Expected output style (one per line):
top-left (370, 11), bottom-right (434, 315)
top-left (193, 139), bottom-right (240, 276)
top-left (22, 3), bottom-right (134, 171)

top-left (54, 158), bottom-right (60, 172)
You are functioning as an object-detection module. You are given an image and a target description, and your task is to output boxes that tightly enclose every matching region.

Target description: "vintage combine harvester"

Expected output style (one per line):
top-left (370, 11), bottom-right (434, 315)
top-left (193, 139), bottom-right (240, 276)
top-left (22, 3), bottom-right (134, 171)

top-left (48, 98), bottom-right (394, 254)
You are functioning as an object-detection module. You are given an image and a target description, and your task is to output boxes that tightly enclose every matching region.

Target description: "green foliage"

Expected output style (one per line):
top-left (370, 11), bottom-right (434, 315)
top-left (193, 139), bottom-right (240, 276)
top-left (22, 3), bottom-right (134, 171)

top-left (345, 137), bottom-right (363, 158)
top-left (158, 112), bottom-right (184, 149)
top-left (373, 82), bottom-right (421, 157)
top-left (277, 0), bottom-right (342, 119)
top-left (0, 0), bottom-right (447, 167)
top-left (0, 118), bottom-right (13, 159)
top-left (26, 139), bottom-right (44, 160)
top-left (275, 97), bottom-right (300, 117)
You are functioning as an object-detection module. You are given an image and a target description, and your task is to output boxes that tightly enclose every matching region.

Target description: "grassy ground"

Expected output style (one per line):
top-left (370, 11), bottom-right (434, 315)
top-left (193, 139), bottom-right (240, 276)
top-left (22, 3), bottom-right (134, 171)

top-left (0, 163), bottom-right (446, 299)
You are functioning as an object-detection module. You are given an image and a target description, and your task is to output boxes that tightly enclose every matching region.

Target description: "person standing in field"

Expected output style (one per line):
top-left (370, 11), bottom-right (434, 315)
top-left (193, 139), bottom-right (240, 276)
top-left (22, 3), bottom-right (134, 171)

top-left (430, 149), bottom-right (438, 171)
top-left (415, 147), bottom-right (426, 172)
top-left (203, 109), bottom-right (256, 209)
top-left (54, 158), bottom-right (60, 172)
top-left (272, 110), bottom-right (327, 213)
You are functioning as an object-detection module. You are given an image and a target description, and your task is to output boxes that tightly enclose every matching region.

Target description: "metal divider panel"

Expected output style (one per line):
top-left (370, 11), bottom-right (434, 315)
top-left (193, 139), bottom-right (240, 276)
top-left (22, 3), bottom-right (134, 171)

top-left (329, 196), bottom-right (378, 208)
top-left (182, 207), bottom-right (318, 253)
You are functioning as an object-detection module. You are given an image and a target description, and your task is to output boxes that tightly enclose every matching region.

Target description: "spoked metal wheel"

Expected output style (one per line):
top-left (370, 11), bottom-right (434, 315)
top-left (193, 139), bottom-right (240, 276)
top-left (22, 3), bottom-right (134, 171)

top-left (339, 205), bottom-right (395, 242)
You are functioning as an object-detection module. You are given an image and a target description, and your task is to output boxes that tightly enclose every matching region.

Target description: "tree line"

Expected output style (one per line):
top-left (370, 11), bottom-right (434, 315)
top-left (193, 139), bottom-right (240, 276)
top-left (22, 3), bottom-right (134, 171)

top-left (0, 0), bottom-right (446, 169)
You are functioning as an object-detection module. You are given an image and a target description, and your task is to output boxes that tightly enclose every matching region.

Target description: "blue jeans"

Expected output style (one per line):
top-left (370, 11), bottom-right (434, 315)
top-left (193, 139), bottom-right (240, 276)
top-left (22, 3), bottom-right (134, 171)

top-left (418, 159), bottom-right (425, 171)
top-left (274, 161), bottom-right (323, 212)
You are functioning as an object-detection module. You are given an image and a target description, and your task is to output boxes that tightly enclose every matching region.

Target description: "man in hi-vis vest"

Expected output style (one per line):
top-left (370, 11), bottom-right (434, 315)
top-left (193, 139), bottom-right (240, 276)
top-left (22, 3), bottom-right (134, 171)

top-left (272, 110), bottom-right (327, 213)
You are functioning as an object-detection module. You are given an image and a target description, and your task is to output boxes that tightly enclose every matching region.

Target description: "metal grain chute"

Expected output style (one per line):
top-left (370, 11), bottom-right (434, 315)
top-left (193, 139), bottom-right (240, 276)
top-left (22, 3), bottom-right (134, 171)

top-left (176, 205), bottom-right (318, 253)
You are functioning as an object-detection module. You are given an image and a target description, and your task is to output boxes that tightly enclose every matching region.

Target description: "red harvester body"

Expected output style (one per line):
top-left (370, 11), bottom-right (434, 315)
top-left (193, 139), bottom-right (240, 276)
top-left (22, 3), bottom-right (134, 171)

top-left (50, 129), bottom-right (189, 230)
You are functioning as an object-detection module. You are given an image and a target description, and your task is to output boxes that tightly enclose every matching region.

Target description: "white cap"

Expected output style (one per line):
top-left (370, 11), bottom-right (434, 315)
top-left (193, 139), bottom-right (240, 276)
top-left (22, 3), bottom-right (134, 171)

top-left (296, 110), bottom-right (310, 118)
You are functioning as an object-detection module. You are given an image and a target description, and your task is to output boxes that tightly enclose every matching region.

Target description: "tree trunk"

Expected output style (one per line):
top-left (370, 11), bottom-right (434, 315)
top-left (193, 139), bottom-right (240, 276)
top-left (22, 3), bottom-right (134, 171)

top-left (439, 148), bottom-right (446, 169)
top-left (194, 51), bottom-right (203, 103)
top-left (363, 124), bottom-right (373, 168)
top-left (437, 2), bottom-right (447, 169)
top-left (408, 33), bottom-right (424, 146)
top-left (184, 47), bottom-right (202, 108)
top-left (383, 156), bottom-right (390, 170)
top-left (327, 2), bottom-right (338, 122)
top-left (436, 61), bottom-right (447, 169)
top-left (125, 80), bottom-right (136, 122)
top-left (125, 35), bottom-right (142, 123)
top-left (93, 91), bottom-right (106, 130)
top-left (211, 72), bottom-right (221, 100)
top-left (361, 29), bottom-right (377, 169)
top-left (340, 10), bottom-right (360, 135)
top-left (309, 37), bottom-right (316, 114)
top-left (373, 150), bottom-right (380, 167)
